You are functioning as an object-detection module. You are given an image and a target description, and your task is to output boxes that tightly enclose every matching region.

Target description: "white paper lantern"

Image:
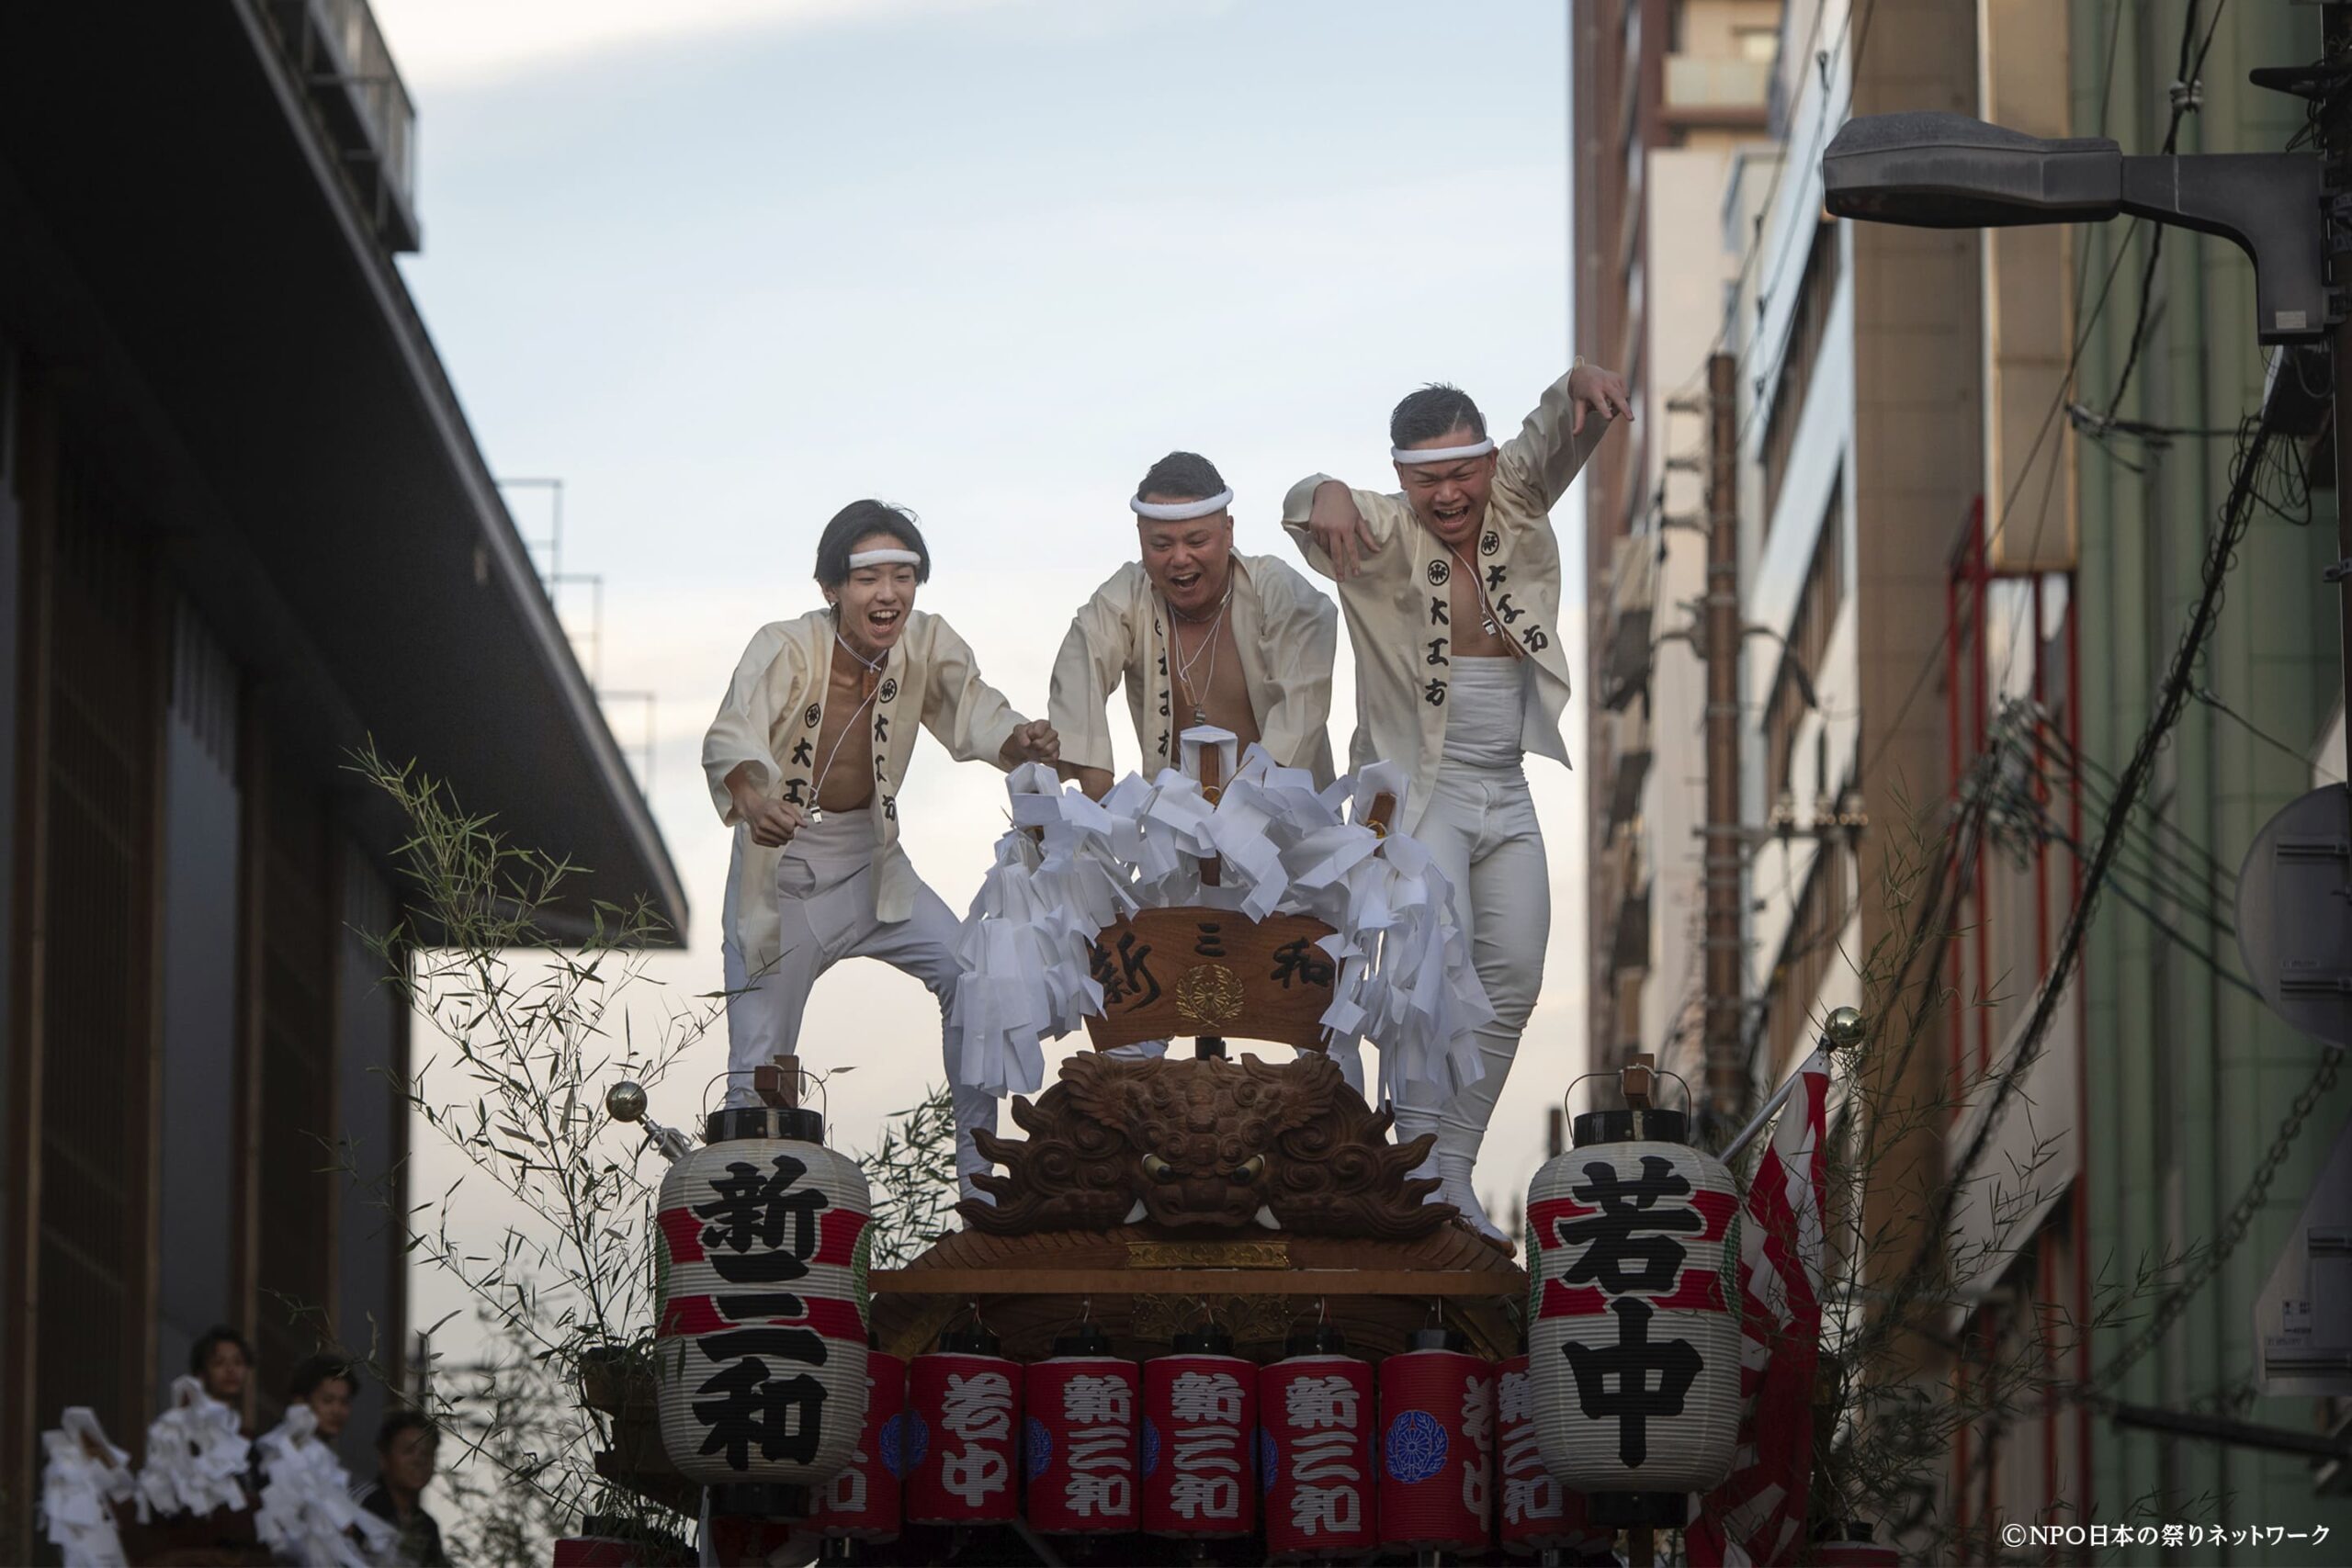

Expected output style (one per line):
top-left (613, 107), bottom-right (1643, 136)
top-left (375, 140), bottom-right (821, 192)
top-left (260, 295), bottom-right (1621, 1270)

top-left (1524, 1106), bottom-right (1741, 1500)
top-left (654, 1106), bottom-right (873, 1506)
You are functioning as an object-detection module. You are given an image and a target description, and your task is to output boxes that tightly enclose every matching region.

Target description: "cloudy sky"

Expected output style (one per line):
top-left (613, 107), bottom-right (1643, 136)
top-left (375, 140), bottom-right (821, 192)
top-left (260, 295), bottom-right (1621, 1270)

top-left (374, 0), bottom-right (1589, 1476)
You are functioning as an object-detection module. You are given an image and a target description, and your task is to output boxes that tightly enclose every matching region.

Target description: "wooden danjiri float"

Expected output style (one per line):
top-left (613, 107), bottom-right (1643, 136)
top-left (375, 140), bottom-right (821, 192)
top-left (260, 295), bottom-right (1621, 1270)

top-left (586, 743), bottom-right (1623, 1565)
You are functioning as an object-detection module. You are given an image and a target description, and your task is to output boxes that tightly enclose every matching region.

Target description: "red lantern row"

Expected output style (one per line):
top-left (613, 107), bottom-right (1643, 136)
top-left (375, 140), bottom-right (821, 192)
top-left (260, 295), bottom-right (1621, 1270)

top-left (813, 1330), bottom-right (1610, 1559)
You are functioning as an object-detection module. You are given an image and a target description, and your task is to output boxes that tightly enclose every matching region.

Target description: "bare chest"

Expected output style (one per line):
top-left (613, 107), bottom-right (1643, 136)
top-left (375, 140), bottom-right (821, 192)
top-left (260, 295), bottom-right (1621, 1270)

top-left (1167, 615), bottom-right (1260, 747)
top-left (811, 667), bottom-right (877, 813)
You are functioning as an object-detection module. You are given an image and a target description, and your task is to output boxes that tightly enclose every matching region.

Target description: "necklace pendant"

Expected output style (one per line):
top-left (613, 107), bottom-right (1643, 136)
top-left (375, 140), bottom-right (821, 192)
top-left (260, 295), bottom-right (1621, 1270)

top-left (1483, 617), bottom-right (1498, 637)
top-left (806, 806), bottom-right (824, 824)
top-left (1193, 705), bottom-right (1207, 727)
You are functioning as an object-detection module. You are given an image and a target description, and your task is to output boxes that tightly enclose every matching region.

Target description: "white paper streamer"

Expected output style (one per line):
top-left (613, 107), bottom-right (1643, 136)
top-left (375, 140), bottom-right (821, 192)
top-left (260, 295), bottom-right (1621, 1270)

top-left (254, 1406), bottom-right (395, 1568)
top-left (956, 746), bottom-right (1493, 1111)
top-left (135, 1376), bottom-right (251, 1522)
top-left (40, 1408), bottom-right (133, 1567)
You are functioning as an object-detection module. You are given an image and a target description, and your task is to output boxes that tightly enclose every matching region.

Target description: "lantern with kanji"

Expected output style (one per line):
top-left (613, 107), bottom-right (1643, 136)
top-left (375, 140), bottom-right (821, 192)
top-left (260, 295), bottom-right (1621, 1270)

top-left (1496, 1352), bottom-right (1600, 1556)
top-left (654, 1105), bottom-right (873, 1508)
top-left (1375, 1327), bottom-right (1492, 1555)
top-left (904, 1327), bottom-right (1022, 1527)
top-left (1525, 1103), bottom-right (1741, 1513)
top-left (1259, 1324), bottom-right (1375, 1561)
top-left (809, 1347), bottom-right (905, 1542)
top-left (1022, 1324), bottom-right (1138, 1535)
top-left (1141, 1327), bottom-right (1257, 1540)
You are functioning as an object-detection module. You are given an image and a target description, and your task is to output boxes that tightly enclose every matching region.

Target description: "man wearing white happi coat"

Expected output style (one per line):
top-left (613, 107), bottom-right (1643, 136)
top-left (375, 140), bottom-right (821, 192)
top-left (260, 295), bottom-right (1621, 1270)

top-left (1050, 450), bottom-right (1339, 797)
top-left (703, 500), bottom-right (1059, 1197)
top-left (1283, 365), bottom-right (1633, 1240)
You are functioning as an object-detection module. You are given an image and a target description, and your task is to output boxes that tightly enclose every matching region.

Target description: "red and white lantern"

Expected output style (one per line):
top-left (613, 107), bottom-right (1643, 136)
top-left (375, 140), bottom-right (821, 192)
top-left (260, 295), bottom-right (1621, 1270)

top-left (1022, 1325), bottom-right (1138, 1535)
top-left (1497, 1353), bottom-right (1602, 1555)
top-left (653, 1105), bottom-right (871, 1510)
top-left (1526, 1106), bottom-right (1741, 1506)
top-left (1259, 1325), bottom-right (1376, 1561)
top-left (809, 1348), bottom-right (905, 1541)
top-left (1141, 1328), bottom-right (1256, 1540)
top-left (904, 1328), bottom-right (1021, 1527)
top-left (1376, 1328), bottom-right (1493, 1555)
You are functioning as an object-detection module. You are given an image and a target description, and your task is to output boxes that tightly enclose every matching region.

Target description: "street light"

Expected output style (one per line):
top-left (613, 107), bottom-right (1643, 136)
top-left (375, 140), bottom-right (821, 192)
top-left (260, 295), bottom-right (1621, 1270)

top-left (1821, 110), bottom-right (2324, 343)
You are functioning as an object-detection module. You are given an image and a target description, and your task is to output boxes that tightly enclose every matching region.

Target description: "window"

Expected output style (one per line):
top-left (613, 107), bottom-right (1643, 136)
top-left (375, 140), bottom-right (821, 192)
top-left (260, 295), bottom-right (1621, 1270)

top-left (1763, 483), bottom-right (1845, 800)
top-left (1761, 222), bottom-right (1841, 526)
top-left (1764, 845), bottom-right (1853, 1077)
top-left (1735, 25), bottom-right (1779, 63)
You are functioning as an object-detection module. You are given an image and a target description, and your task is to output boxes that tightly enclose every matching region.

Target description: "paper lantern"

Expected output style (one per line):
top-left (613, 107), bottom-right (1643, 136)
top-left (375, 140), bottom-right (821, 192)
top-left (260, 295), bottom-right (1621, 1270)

top-left (654, 1105), bottom-right (873, 1510)
top-left (809, 1348), bottom-right (905, 1541)
top-left (1525, 1105), bottom-right (1742, 1505)
top-left (1375, 1329), bottom-right (1492, 1554)
top-left (1141, 1329), bottom-right (1257, 1539)
top-left (904, 1328), bottom-right (1022, 1526)
top-left (1259, 1325), bottom-right (1376, 1561)
top-left (1496, 1353), bottom-right (1602, 1555)
top-left (1022, 1325), bottom-right (1138, 1535)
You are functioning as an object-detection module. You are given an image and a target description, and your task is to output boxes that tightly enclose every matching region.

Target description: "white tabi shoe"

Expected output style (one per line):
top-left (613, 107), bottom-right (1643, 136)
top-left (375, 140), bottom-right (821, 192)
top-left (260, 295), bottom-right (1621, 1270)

top-left (1436, 1151), bottom-right (1510, 1246)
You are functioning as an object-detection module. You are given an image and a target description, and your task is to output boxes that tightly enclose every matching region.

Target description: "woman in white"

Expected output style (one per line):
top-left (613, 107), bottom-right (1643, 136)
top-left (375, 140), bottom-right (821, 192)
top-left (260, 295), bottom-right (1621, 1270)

top-left (703, 500), bottom-right (1058, 1197)
top-left (1283, 365), bottom-right (1632, 1239)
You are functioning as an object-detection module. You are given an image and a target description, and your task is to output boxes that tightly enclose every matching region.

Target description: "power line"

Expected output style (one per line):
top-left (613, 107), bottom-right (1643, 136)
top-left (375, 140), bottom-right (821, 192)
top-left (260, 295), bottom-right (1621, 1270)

top-left (1889, 406), bottom-right (2277, 1330)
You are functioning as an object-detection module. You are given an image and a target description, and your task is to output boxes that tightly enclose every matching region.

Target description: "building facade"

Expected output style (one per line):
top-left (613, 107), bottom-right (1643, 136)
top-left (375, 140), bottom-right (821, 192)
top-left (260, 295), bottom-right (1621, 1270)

top-left (0, 2), bottom-right (685, 1554)
top-left (1580, 0), bottom-right (2350, 1551)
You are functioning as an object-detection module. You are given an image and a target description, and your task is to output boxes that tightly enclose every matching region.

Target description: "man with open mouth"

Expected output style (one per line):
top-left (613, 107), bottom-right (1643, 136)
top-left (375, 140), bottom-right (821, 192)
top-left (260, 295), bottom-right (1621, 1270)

top-left (1283, 360), bottom-right (1633, 1242)
top-left (1049, 449), bottom-right (1338, 800)
top-left (703, 499), bottom-right (1059, 1198)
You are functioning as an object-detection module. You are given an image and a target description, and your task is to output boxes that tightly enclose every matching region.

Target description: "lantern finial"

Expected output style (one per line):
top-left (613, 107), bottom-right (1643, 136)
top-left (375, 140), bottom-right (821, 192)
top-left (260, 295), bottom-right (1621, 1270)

top-left (1824, 1006), bottom-right (1866, 1049)
top-left (605, 1080), bottom-right (648, 1123)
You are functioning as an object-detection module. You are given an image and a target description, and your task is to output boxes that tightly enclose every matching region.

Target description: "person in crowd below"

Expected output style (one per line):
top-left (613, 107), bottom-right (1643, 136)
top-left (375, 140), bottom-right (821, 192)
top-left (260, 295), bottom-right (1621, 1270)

top-left (703, 499), bottom-right (1059, 1198)
top-left (1050, 449), bottom-right (1338, 798)
top-left (189, 1325), bottom-right (253, 1412)
top-left (285, 1353), bottom-right (356, 1444)
top-left (1284, 360), bottom-right (1633, 1242)
top-left (352, 1410), bottom-right (451, 1567)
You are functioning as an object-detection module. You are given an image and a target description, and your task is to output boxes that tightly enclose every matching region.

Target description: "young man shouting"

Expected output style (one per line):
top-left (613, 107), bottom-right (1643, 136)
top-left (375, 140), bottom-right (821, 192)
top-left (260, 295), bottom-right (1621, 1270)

top-left (703, 500), bottom-right (1058, 1196)
top-left (1284, 363), bottom-right (1632, 1240)
top-left (1049, 450), bottom-right (1337, 799)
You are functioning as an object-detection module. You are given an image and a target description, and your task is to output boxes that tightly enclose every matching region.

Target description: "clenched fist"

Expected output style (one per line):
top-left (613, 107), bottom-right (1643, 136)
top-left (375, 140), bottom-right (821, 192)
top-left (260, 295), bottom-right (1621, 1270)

top-left (1001, 719), bottom-right (1060, 768)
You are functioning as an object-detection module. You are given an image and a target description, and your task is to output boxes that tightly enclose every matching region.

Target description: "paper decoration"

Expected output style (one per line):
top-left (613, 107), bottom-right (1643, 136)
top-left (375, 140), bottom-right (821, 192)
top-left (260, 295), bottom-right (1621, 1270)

top-left (136, 1376), bottom-right (250, 1521)
top-left (40, 1407), bottom-right (134, 1567)
top-left (956, 749), bottom-right (1493, 1110)
top-left (254, 1405), bottom-right (395, 1568)
top-left (653, 1117), bottom-right (873, 1496)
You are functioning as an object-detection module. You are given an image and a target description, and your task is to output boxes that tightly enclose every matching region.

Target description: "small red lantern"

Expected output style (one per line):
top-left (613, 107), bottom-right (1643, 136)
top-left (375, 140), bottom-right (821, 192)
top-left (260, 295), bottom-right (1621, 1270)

top-left (1022, 1324), bottom-right (1138, 1536)
top-left (1141, 1328), bottom-right (1257, 1540)
top-left (904, 1328), bottom-right (1021, 1527)
top-left (809, 1348), bottom-right (905, 1542)
top-left (1377, 1328), bottom-right (1493, 1556)
top-left (1497, 1353), bottom-right (1601, 1555)
top-left (1259, 1325), bottom-right (1376, 1561)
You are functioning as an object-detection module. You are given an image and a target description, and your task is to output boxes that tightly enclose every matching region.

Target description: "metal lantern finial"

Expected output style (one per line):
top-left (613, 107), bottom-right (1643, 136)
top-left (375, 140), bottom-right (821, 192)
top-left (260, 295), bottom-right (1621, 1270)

top-left (1824, 1007), bottom-right (1867, 1049)
top-left (605, 1080), bottom-right (649, 1122)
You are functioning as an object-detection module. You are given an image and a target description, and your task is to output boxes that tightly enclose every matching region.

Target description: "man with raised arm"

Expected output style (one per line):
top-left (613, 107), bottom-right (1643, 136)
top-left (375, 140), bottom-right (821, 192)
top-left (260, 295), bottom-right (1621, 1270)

top-left (704, 500), bottom-right (1059, 1198)
top-left (1050, 450), bottom-right (1338, 800)
top-left (1283, 365), bottom-right (1633, 1240)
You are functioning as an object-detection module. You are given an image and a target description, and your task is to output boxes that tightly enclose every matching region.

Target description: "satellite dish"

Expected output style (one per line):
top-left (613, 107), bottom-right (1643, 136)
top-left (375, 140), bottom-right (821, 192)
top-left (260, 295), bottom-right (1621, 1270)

top-left (2235, 784), bottom-right (2352, 1049)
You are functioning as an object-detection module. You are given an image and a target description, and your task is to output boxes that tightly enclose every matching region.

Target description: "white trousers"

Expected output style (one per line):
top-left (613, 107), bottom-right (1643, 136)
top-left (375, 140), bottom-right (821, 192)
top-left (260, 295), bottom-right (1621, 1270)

top-left (720, 815), bottom-right (998, 1190)
top-left (1393, 761), bottom-right (1550, 1164)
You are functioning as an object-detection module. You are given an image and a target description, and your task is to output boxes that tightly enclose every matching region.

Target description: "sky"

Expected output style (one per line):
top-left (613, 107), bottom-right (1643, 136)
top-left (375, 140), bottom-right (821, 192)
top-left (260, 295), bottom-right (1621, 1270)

top-left (373, 0), bottom-right (1588, 1515)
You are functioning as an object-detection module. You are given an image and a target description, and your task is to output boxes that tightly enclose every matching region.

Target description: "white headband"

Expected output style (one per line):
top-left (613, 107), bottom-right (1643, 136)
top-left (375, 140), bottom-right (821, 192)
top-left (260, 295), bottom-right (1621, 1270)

top-left (1130, 490), bottom-right (1233, 522)
top-left (1391, 437), bottom-right (1496, 464)
top-left (847, 547), bottom-right (922, 568)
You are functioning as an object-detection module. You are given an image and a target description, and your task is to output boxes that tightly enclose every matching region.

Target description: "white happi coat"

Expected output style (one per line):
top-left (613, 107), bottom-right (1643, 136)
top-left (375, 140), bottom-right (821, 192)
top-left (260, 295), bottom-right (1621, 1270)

top-left (702, 608), bottom-right (1024, 984)
top-left (1282, 368), bottom-right (1606, 833)
top-left (1048, 553), bottom-right (1340, 787)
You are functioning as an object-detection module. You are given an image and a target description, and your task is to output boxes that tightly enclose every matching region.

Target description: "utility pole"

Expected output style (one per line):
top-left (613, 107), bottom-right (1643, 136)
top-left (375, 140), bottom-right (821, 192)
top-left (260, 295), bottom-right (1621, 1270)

top-left (1702, 351), bottom-right (1744, 1118)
